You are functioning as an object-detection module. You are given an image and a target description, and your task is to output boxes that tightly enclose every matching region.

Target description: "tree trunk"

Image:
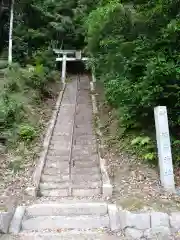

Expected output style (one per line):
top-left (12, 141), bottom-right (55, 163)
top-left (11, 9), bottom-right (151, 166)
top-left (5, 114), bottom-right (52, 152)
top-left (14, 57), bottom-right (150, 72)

top-left (8, 0), bottom-right (14, 65)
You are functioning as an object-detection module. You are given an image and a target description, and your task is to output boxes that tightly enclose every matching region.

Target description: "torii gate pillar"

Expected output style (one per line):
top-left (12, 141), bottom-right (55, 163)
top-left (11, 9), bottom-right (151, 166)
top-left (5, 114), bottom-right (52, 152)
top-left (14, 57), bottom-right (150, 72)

top-left (53, 49), bottom-right (88, 84)
top-left (62, 53), bottom-right (67, 84)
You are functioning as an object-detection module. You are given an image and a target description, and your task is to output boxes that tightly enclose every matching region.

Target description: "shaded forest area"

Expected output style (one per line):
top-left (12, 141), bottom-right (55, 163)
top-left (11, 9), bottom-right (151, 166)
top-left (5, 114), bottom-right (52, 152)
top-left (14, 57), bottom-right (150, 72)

top-left (0, 0), bottom-right (180, 168)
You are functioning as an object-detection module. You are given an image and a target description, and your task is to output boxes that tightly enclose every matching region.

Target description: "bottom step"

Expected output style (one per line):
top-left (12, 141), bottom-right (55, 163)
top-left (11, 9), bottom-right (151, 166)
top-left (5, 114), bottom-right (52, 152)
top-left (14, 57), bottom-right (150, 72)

top-left (1, 232), bottom-right (119, 240)
top-left (22, 215), bottom-right (109, 231)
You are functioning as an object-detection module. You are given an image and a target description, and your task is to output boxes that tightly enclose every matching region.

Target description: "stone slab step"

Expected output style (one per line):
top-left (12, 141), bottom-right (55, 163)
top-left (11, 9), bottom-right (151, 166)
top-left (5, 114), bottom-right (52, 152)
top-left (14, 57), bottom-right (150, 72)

top-left (46, 156), bottom-right (70, 163)
top-left (40, 182), bottom-right (69, 190)
top-left (54, 118), bottom-right (74, 127)
top-left (49, 145), bottom-right (71, 151)
top-left (74, 125), bottom-right (93, 131)
top-left (74, 130), bottom-right (94, 136)
top-left (76, 105), bottom-right (92, 113)
top-left (44, 161), bottom-right (69, 169)
top-left (72, 154), bottom-right (98, 162)
top-left (73, 161), bottom-right (99, 168)
top-left (55, 119), bottom-right (74, 126)
top-left (50, 135), bottom-right (72, 142)
top-left (41, 174), bottom-right (69, 182)
top-left (77, 97), bottom-right (91, 105)
top-left (73, 147), bottom-right (97, 154)
top-left (51, 135), bottom-right (72, 141)
top-left (25, 202), bottom-right (108, 218)
top-left (75, 117), bottom-right (93, 124)
top-left (22, 215), bottom-right (109, 231)
top-left (53, 127), bottom-right (73, 136)
top-left (71, 173), bottom-right (100, 181)
top-left (72, 167), bottom-right (100, 174)
top-left (73, 138), bottom-right (96, 146)
top-left (72, 188), bottom-right (101, 197)
top-left (43, 167), bottom-right (69, 175)
top-left (72, 181), bottom-right (101, 188)
top-left (5, 231), bottom-right (119, 240)
top-left (47, 149), bottom-right (70, 156)
top-left (40, 189), bottom-right (69, 197)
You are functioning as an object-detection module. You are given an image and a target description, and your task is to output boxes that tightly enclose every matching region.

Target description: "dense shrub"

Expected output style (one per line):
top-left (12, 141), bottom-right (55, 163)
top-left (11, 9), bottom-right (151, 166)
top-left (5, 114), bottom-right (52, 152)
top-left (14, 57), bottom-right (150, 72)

top-left (0, 62), bottom-right (59, 144)
top-left (85, 0), bottom-right (180, 164)
top-left (0, 0), bottom-right (100, 63)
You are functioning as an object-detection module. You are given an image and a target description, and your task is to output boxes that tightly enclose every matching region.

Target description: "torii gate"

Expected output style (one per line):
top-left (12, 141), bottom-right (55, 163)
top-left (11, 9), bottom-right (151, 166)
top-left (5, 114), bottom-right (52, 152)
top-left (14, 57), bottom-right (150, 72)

top-left (53, 49), bottom-right (89, 84)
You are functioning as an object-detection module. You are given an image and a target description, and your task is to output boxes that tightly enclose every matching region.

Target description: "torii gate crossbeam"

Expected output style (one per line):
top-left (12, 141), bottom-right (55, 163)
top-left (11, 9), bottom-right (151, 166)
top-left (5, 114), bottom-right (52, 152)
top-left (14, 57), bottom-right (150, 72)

top-left (53, 49), bottom-right (89, 84)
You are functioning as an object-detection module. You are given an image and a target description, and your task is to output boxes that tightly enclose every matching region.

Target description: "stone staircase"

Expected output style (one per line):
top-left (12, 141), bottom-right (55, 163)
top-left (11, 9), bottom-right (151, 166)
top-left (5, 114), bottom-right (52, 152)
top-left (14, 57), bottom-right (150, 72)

top-left (0, 76), bottom-right (118, 239)
top-left (2, 202), bottom-right (119, 239)
top-left (22, 202), bottom-right (109, 231)
top-left (2, 74), bottom-right (178, 239)
top-left (39, 76), bottom-right (102, 198)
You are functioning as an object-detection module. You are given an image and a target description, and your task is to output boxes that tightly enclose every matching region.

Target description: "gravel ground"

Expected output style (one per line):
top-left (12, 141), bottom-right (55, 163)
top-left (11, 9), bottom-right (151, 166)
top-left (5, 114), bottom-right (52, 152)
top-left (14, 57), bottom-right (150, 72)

top-left (105, 147), bottom-right (180, 212)
top-left (96, 83), bottom-right (180, 213)
top-left (0, 85), bottom-right (60, 211)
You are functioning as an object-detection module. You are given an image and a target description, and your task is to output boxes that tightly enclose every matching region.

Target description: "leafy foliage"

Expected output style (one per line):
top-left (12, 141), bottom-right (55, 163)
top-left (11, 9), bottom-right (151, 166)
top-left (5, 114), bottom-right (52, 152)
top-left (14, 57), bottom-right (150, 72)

top-left (0, 63), bottom-right (59, 147)
top-left (1, 0), bottom-right (180, 166)
top-left (0, 0), bottom-right (99, 62)
top-left (85, 0), bottom-right (180, 164)
top-left (18, 125), bottom-right (37, 141)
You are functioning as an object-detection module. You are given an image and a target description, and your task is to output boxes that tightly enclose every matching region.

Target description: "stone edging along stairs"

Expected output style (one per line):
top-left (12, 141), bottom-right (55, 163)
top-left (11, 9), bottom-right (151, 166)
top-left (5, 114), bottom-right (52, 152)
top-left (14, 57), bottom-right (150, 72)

top-left (2, 202), bottom-right (180, 239)
top-left (25, 75), bottom-right (112, 198)
top-left (1, 74), bottom-right (180, 239)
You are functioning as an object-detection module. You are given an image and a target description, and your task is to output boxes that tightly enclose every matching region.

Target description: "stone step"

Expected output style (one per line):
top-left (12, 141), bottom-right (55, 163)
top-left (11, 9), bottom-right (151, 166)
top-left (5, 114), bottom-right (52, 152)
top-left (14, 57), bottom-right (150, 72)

top-left (41, 174), bottom-right (69, 182)
top-left (76, 105), bottom-right (92, 113)
top-left (72, 181), bottom-right (101, 188)
top-left (72, 167), bottom-right (100, 174)
top-left (25, 202), bottom-right (108, 218)
top-left (55, 119), bottom-right (74, 126)
top-left (51, 135), bottom-right (72, 141)
top-left (6, 231), bottom-right (118, 240)
top-left (44, 161), bottom-right (69, 169)
top-left (40, 181), bottom-right (101, 190)
top-left (50, 135), bottom-right (72, 143)
top-left (75, 116), bottom-right (93, 124)
top-left (73, 137), bottom-right (96, 146)
top-left (73, 161), bottom-right (99, 168)
top-left (73, 146), bottom-right (97, 154)
top-left (46, 156), bottom-right (70, 162)
top-left (40, 182), bottom-right (69, 190)
top-left (72, 154), bottom-right (98, 162)
top-left (40, 189), bottom-right (69, 197)
top-left (72, 188), bottom-right (101, 197)
top-left (74, 124), bottom-right (92, 130)
top-left (77, 96), bottom-right (91, 105)
top-left (49, 144), bottom-right (71, 151)
top-left (43, 167), bottom-right (69, 175)
top-left (22, 215), bottom-right (109, 231)
top-left (71, 173), bottom-right (100, 181)
top-left (53, 126), bottom-right (73, 136)
top-left (74, 129), bottom-right (94, 136)
top-left (47, 149), bottom-right (70, 156)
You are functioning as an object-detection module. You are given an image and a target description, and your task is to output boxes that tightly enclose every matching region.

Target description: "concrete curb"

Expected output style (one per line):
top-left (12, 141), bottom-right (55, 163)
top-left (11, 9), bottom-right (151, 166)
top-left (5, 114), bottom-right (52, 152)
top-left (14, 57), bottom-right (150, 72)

top-left (0, 209), bottom-right (14, 234)
top-left (4, 202), bottom-right (180, 238)
top-left (25, 84), bottom-right (66, 197)
top-left (9, 206), bottom-right (26, 234)
top-left (90, 74), bottom-right (113, 198)
top-left (108, 204), bottom-right (180, 239)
